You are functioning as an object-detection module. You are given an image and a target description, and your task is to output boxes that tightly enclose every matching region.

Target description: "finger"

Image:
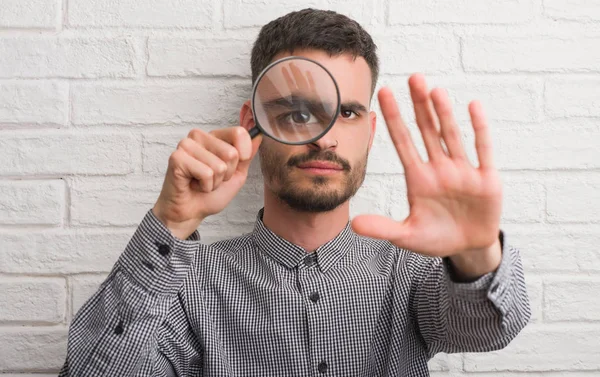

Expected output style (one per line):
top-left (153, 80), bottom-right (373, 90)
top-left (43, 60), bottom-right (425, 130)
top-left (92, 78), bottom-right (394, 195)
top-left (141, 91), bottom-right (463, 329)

top-left (307, 70), bottom-right (316, 90)
top-left (209, 126), bottom-right (252, 161)
top-left (170, 149), bottom-right (214, 193)
top-left (469, 100), bottom-right (495, 169)
top-left (430, 88), bottom-right (466, 160)
top-left (282, 66), bottom-right (295, 89)
top-left (351, 214), bottom-right (412, 246)
top-left (378, 87), bottom-right (422, 169)
top-left (237, 133), bottom-right (263, 175)
top-left (177, 138), bottom-right (228, 189)
top-left (188, 129), bottom-right (241, 181)
top-left (289, 62), bottom-right (308, 90)
top-left (409, 74), bottom-right (445, 162)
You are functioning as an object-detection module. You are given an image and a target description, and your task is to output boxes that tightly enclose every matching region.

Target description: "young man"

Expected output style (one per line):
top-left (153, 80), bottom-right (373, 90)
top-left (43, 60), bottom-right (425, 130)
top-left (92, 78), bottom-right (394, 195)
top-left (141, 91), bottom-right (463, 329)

top-left (60, 8), bottom-right (530, 377)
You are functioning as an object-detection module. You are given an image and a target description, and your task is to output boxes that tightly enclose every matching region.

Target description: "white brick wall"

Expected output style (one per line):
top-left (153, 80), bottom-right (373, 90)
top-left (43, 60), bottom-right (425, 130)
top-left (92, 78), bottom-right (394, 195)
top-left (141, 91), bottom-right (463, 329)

top-left (0, 0), bottom-right (598, 374)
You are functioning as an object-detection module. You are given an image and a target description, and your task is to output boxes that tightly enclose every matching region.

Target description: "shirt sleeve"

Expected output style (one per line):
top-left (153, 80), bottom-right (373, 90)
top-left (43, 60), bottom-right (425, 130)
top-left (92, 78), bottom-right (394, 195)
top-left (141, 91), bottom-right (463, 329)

top-left (407, 230), bottom-right (532, 357)
top-left (59, 209), bottom-right (204, 377)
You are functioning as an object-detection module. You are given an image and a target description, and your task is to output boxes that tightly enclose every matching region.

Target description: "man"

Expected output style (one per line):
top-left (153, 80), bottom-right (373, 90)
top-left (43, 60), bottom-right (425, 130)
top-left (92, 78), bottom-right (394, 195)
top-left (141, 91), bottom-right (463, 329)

top-left (60, 8), bottom-right (530, 377)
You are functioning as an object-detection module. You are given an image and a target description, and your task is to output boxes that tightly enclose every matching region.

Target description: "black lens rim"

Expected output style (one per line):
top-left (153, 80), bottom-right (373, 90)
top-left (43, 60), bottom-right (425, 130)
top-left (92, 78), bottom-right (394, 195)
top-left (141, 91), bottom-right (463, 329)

top-left (250, 56), bottom-right (342, 145)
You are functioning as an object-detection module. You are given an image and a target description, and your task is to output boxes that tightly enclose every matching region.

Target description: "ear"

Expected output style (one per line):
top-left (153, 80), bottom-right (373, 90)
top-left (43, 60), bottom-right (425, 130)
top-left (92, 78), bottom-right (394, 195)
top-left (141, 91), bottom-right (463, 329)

top-left (367, 110), bottom-right (377, 152)
top-left (239, 100), bottom-right (255, 132)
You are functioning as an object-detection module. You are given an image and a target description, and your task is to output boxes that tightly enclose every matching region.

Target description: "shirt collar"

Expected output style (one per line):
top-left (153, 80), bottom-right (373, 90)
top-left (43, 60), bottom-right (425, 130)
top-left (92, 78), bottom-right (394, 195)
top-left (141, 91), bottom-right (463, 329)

top-left (252, 208), bottom-right (358, 273)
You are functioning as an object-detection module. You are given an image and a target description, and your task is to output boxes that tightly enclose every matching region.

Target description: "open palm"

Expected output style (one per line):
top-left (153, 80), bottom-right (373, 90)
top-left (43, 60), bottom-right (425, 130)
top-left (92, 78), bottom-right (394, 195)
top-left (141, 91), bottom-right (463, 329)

top-left (352, 74), bottom-right (503, 258)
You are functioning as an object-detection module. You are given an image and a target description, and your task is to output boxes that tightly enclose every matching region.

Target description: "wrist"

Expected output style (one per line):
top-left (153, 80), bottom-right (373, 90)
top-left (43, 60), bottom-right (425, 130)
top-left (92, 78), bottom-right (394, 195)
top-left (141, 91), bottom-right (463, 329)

top-left (151, 204), bottom-right (204, 241)
top-left (448, 236), bottom-right (502, 281)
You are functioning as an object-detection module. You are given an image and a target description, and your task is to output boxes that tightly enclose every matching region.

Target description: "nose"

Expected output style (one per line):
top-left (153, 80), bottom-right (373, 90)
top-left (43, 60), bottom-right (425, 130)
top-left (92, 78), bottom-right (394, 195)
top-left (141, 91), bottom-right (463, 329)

top-left (308, 132), bottom-right (338, 151)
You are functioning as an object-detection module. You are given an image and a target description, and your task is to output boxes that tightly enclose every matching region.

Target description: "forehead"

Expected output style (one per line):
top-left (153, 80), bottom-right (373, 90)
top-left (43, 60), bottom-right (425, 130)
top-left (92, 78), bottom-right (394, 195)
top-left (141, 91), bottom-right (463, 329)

top-left (271, 49), bottom-right (372, 106)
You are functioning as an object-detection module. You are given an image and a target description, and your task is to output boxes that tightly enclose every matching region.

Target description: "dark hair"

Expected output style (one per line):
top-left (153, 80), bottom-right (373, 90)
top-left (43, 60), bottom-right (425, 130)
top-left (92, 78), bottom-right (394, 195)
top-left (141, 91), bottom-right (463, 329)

top-left (250, 8), bottom-right (379, 95)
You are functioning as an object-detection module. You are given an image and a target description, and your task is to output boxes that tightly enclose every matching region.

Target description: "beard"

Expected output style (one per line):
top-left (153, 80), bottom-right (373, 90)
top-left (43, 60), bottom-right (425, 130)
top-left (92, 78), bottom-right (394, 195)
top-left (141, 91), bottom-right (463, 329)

top-left (259, 145), bottom-right (368, 213)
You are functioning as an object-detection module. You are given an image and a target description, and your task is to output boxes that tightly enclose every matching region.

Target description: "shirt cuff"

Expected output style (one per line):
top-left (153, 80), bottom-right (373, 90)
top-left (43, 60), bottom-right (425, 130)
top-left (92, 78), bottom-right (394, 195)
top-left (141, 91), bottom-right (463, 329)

top-left (443, 230), bottom-right (513, 303)
top-left (116, 209), bottom-right (201, 296)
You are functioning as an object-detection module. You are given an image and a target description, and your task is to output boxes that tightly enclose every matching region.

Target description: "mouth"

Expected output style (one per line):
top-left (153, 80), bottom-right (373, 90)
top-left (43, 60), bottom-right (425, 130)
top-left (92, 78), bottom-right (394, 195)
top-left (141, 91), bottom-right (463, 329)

top-left (296, 160), bottom-right (344, 174)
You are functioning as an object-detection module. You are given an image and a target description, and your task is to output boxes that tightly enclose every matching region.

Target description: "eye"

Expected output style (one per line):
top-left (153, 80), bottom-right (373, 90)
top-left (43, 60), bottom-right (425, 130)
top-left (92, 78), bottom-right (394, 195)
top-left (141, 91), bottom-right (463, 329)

top-left (290, 110), bottom-right (313, 124)
top-left (278, 109), bottom-right (319, 128)
top-left (340, 109), bottom-right (359, 119)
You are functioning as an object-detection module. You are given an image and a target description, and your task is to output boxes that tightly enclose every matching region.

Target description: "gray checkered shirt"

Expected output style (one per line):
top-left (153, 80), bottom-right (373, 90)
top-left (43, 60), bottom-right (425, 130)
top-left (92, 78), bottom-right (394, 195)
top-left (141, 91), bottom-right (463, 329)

top-left (60, 208), bottom-right (531, 376)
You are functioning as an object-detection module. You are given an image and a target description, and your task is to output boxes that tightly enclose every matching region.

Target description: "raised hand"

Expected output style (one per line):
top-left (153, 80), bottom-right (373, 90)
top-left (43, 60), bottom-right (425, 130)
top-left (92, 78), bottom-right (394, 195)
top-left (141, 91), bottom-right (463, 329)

top-left (153, 127), bottom-right (262, 240)
top-left (352, 74), bottom-right (503, 262)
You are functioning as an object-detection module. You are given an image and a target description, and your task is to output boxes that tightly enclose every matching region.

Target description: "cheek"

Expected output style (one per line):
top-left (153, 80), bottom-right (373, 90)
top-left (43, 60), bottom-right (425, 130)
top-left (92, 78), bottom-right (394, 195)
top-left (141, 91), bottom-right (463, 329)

top-left (259, 140), bottom-right (298, 166)
top-left (340, 122), bottom-right (371, 149)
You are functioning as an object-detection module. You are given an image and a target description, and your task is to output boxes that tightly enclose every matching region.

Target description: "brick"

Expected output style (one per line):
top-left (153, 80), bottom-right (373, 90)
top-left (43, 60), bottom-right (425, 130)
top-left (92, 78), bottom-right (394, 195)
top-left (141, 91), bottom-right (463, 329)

top-left (0, 180), bottom-right (64, 226)
top-left (547, 174), bottom-right (600, 223)
top-left (463, 37), bottom-right (600, 73)
top-left (545, 78), bottom-right (600, 118)
top-left (147, 39), bottom-right (251, 77)
top-left (463, 326), bottom-right (600, 371)
top-left (544, 278), bottom-right (600, 321)
top-left (0, 327), bottom-right (67, 371)
top-left (367, 129), bottom-right (408, 174)
top-left (0, 38), bottom-right (138, 79)
top-left (379, 35), bottom-right (460, 75)
top-left (0, 278), bottom-right (65, 323)
top-left (493, 122), bottom-right (600, 170)
top-left (383, 75), bottom-right (542, 124)
top-left (71, 81), bottom-right (250, 125)
top-left (68, 0), bottom-right (213, 28)
top-left (0, 132), bottom-right (137, 176)
top-left (70, 176), bottom-right (163, 227)
top-left (544, 0), bottom-right (600, 21)
top-left (0, 230), bottom-right (133, 274)
top-left (0, 81), bottom-right (67, 125)
top-left (526, 277), bottom-right (543, 323)
top-left (500, 176), bottom-right (545, 223)
top-left (142, 131), bottom-right (189, 175)
top-left (224, 0), bottom-right (376, 29)
top-left (71, 274), bottom-right (107, 314)
top-left (0, 0), bottom-right (58, 29)
top-left (388, 0), bottom-right (534, 24)
top-left (500, 224), bottom-right (600, 273)
top-left (427, 353), bottom-right (462, 371)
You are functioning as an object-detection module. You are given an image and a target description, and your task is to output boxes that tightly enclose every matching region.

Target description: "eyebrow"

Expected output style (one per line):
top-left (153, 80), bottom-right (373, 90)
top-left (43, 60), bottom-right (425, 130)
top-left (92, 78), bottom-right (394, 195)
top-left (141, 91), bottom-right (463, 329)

top-left (261, 95), bottom-right (335, 110)
top-left (340, 101), bottom-right (368, 113)
top-left (260, 96), bottom-right (368, 114)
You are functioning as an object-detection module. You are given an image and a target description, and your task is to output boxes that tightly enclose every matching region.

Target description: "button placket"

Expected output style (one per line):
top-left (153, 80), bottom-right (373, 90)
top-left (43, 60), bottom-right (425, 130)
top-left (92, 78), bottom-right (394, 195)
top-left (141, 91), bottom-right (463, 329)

top-left (299, 261), bottom-right (330, 377)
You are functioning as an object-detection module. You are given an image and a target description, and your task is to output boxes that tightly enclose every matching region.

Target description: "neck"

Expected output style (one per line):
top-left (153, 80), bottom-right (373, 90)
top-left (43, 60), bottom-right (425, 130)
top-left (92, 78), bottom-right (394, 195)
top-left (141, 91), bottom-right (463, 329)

top-left (261, 188), bottom-right (350, 253)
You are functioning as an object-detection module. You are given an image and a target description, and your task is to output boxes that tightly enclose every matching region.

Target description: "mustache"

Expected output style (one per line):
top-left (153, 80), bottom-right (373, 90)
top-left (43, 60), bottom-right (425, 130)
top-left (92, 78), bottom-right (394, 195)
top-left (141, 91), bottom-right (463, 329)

top-left (287, 149), bottom-right (351, 171)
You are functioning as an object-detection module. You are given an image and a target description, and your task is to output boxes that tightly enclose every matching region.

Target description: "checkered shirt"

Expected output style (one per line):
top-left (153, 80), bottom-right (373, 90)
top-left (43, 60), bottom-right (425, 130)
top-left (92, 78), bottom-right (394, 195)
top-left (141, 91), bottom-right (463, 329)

top-left (60, 208), bottom-right (531, 376)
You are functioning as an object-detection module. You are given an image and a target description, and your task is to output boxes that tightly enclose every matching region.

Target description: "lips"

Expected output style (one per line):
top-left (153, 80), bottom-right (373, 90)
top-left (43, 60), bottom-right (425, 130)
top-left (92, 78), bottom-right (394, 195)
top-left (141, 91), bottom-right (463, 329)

top-left (297, 161), bottom-right (344, 170)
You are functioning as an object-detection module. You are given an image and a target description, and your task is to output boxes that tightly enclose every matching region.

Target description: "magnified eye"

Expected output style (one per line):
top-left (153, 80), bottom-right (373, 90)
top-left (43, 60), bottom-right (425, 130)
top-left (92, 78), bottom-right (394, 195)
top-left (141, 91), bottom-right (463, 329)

top-left (289, 110), bottom-right (315, 124)
top-left (278, 108), bottom-right (319, 128)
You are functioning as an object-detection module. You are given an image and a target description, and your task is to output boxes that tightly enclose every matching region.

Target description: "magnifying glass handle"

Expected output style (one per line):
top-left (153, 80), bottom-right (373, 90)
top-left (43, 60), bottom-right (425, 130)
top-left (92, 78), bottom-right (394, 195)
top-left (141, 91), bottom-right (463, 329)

top-left (248, 127), bottom-right (261, 139)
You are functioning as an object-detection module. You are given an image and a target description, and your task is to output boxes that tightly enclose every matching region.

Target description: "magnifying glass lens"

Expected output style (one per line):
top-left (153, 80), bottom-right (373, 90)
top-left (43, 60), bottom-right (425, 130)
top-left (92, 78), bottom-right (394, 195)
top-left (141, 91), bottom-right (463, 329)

top-left (252, 58), bottom-right (339, 144)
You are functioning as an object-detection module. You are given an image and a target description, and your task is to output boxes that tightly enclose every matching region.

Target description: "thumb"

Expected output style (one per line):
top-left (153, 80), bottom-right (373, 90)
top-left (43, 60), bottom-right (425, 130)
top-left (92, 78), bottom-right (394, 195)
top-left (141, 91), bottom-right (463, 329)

top-left (238, 134), bottom-right (263, 175)
top-left (351, 214), bottom-right (411, 245)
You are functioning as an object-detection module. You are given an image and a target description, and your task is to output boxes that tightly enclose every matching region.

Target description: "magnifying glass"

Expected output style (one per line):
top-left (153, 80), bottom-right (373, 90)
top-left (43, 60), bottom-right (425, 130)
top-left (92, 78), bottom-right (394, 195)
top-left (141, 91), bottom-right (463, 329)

top-left (248, 56), bottom-right (341, 145)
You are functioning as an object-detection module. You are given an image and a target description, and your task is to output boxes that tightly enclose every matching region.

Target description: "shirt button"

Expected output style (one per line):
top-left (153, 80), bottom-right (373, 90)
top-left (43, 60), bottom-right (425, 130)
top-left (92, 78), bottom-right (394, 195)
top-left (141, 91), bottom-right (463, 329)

top-left (304, 254), bottom-right (317, 267)
top-left (309, 292), bottom-right (320, 302)
top-left (318, 361), bottom-right (328, 373)
top-left (114, 321), bottom-right (124, 335)
top-left (158, 244), bottom-right (170, 256)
